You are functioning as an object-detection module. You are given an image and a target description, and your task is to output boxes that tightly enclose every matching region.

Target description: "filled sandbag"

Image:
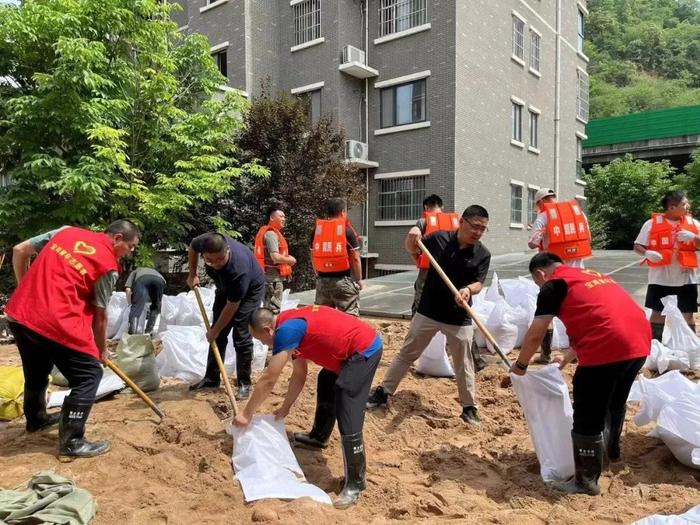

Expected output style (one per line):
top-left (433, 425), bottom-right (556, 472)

top-left (650, 392), bottom-right (700, 470)
top-left (416, 332), bottom-right (455, 378)
top-left (481, 273), bottom-right (517, 355)
top-left (644, 340), bottom-right (690, 374)
top-left (633, 505), bottom-right (700, 525)
top-left (47, 373), bottom-right (125, 408)
top-left (106, 292), bottom-right (128, 339)
top-left (0, 366), bottom-right (24, 420)
top-left (157, 325), bottom-right (209, 383)
top-left (662, 296), bottom-right (700, 369)
top-left (551, 317), bottom-right (570, 350)
top-left (112, 334), bottom-right (160, 392)
top-left (628, 370), bottom-right (698, 427)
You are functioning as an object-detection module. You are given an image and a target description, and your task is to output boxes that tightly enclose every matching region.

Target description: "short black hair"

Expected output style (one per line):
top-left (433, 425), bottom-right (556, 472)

top-left (529, 252), bottom-right (563, 272)
top-left (250, 307), bottom-right (276, 329)
top-left (325, 197), bottom-right (346, 218)
top-left (462, 205), bottom-right (489, 220)
top-left (423, 194), bottom-right (443, 209)
top-left (105, 219), bottom-right (141, 241)
top-left (266, 203), bottom-right (284, 221)
top-left (199, 232), bottom-right (228, 253)
top-left (661, 191), bottom-right (686, 210)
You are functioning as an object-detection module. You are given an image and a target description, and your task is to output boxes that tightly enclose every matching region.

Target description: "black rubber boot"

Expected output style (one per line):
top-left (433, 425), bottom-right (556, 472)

top-left (294, 402), bottom-right (336, 449)
top-left (551, 431), bottom-right (604, 496)
top-left (24, 388), bottom-right (60, 433)
top-left (235, 347), bottom-right (253, 400)
top-left (58, 399), bottom-right (110, 458)
top-left (334, 432), bottom-right (366, 509)
top-left (651, 322), bottom-right (665, 342)
top-left (605, 408), bottom-right (626, 462)
top-left (189, 376), bottom-right (220, 391)
top-left (471, 340), bottom-right (487, 372)
top-left (535, 328), bottom-right (553, 364)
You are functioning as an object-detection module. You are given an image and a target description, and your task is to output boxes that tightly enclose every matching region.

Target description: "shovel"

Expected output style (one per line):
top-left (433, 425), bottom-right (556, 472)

top-left (105, 359), bottom-right (166, 420)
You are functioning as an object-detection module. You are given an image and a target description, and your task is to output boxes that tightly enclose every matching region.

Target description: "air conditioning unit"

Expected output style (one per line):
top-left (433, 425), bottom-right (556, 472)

top-left (342, 45), bottom-right (365, 65)
top-left (345, 140), bottom-right (368, 162)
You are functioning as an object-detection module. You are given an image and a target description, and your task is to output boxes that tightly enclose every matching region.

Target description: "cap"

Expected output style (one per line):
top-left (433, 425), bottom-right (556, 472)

top-left (534, 188), bottom-right (556, 203)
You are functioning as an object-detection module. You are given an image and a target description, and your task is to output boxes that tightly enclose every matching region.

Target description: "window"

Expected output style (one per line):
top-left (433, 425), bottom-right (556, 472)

top-left (577, 9), bottom-right (585, 52)
top-left (577, 70), bottom-right (589, 121)
top-left (530, 31), bottom-right (541, 72)
top-left (529, 110), bottom-right (539, 149)
top-left (576, 137), bottom-right (583, 180)
top-left (293, 0), bottom-right (321, 46)
top-left (214, 50), bottom-right (227, 79)
top-left (299, 89), bottom-right (322, 126)
top-left (378, 0), bottom-right (427, 38)
top-left (511, 101), bottom-right (523, 143)
top-left (511, 183), bottom-right (523, 224)
top-left (380, 79), bottom-right (426, 128)
top-left (378, 176), bottom-right (426, 220)
top-left (512, 15), bottom-right (525, 60)
top-left (527, 187), bottom-right (538, 225)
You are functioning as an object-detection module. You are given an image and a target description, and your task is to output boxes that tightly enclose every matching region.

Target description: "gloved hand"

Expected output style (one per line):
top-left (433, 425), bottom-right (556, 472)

top-left (677, 230), bottom-right (697, 243)
top-left (644, 250), bottom-right (664, 263)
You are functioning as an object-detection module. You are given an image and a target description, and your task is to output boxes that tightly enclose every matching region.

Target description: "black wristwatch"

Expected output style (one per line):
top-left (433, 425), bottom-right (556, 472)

top-left (514, 360), bottom-right (529, 371)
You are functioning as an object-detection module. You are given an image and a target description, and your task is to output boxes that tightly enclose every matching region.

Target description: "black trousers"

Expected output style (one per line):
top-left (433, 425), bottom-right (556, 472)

top-left (128, 275), bottom-right (165, 332)
top-left (204, 284), bottom-right (264, 386)
top-left (317, 347), bottom-right (382, 436)
top-left (10, 321), bottom-right (103, 403)
top-left (572, 356), bottom-right (646, 435)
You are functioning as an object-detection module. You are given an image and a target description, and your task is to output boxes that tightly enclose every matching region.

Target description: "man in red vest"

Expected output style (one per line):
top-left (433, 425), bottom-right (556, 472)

top-left (6, 220), bottom-right (141, 457)
top-left (236, 305), bottom-right (382, 509)
top-left (510, 252), bottom-right (650, 496)
top-left (634, 191), bottom-right (700, 341)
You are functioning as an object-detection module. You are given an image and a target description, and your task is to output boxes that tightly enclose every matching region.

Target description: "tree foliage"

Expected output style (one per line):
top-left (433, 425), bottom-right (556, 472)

top-left (675, 151), bottom-right (700, 217)
top-left (0, 0), bottom-right (263, 259)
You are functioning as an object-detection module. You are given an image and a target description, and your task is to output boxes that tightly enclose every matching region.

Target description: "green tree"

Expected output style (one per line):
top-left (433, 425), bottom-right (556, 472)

top-left (584, 155), bottom-right (673, 248)
top-left (676, 149), bottom-right (700, 216)
top-left (0, 0), bottom-right (263, 259)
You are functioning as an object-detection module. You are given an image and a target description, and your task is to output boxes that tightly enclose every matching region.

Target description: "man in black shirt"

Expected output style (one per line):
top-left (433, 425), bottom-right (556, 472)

top-left (367, 205), bottom-right (491, 424)
top-left (187, 232), bottom-right (265, 400)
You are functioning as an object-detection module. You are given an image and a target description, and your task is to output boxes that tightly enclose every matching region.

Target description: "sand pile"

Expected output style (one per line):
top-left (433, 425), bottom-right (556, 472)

top-left (2, 319), bottom-right (700, 524)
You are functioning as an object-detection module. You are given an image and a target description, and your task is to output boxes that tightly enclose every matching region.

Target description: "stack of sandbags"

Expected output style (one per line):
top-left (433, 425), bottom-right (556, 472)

top-left (659, 296), bottom-right (700, 370)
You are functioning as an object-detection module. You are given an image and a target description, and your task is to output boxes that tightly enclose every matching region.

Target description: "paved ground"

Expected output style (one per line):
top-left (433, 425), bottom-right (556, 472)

top-left (290, 250), bottom-right (649, 319)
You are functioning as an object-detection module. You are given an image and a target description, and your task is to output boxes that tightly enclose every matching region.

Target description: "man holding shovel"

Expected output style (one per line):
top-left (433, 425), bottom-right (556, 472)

top-left (6, 220), bottom-right (141, 457)
top-left (510, 252), bottom-right (650, 495)
top-left (366, 205), bottom-right (491, 425)
top-left (187, 232), bottom-right (265, 400)
top-left (237, 305), bottom-right (382, 509)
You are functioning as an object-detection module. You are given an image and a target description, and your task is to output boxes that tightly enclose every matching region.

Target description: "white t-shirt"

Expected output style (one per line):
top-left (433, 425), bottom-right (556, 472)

top-left (634, 218), bottom-right (700, 286)
top-left (528, 211), bottom-right (586, 268)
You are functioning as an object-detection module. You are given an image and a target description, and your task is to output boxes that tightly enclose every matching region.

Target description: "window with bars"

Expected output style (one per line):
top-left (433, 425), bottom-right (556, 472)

top-left (527, 187), bottom-right (538, 225)
top-left (214, 50), bottom-right (227, 79)
top-left (576, 137), bottom-right (584, 180)
top-left (511, 101), bottom-right (523, 143)
top-left (378, 0), bottom-right (427, 37)
top-left (380, 79), bottom-right (426, 128)
top-left (293, 0), bottom-right (321, 46)
top-left (530, 31), bottom-right (541, 72)
top-left (511, 183), bottom-right (523, 224)
top-left (298, 89), bottom-right (322, 126)
top-left (577, 70), bottom-right (589, 121)
top-left (512, 15), bottom-right (525, 60)
top-left (529, 110), bottom-right (539, 149)
top-left (577, 9), bottom-right (585, 52)
top-left (377, 176), bottom-right (426, 220)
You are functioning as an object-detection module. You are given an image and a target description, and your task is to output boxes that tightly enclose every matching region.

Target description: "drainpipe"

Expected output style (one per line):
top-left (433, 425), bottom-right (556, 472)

top-left (554, 0), bottom-right (561, 194)
top-left (364, 0), bottom-right (370, 279)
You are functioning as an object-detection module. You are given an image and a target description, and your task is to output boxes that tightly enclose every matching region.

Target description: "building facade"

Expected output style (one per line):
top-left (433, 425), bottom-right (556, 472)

top-left (171, 0), bottom-right (588, 270)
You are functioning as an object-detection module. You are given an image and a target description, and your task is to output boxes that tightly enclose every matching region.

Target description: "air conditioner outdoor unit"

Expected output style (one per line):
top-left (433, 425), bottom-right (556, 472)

top-left (345, 140), bottom-right (368, 162)
top-left (342, 45), bottom-right (365, 65)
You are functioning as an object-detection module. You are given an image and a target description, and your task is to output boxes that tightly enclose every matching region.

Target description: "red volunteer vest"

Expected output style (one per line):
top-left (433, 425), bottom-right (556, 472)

top-left (543, 200), bottom-right (592, 261)
top-left (254, 225), bottom-right (292, 277)
top-left (645, 213), bottom-right (698, 269)
top-left (276, 305), bottom-right (377, 374)
top-left (417, 211), bottom-right (460, 269)
top-left (6, 227), bottom-right (119, 359)
top-left (551, 265), bottom-right (650, 367)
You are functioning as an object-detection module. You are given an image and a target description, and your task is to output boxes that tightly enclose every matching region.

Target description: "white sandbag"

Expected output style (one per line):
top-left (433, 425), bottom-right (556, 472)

top-left (628, 370), bottom-right (698, 426)
top-left (416, 332), bottom-right (455, 378)
top-left (650, 392), bottom-right (700, 470)
top-left (633, 504), bottom-right (700, 525)
top-left (662, 296), bottom-right (700, 369)
top-left (157, 325), bottom-right (209, 383)
top-left (175, 289), bottom-right (213, 326)
top-left (48, 373), bottom-right (125, 408)
top-left (106, 292), bottom-right (128, 339)
top-left (471, 290), bottom-right (495, 349)
top-left (281, 289), bottom-right (300, 311)
top-left (224, 333), bottom-right (269, 374)
top-left (156, 295), bottom-right (180, 335)
top-left (644, 340), bottom-right (690, 374)
top-left (551, 317), bottom-right (570, 350)
top-left (483, 273), bottom-right (517, 355)
top-left (511, 364), bottom-right (575, 482)
top-left (499, 276), bottom-right (539, 308)
top-left (229, 415), bottom-right (332, 504)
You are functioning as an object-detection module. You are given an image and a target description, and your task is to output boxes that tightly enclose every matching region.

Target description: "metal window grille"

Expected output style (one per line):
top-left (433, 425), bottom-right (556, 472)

top-left (527, 188), bottom-right (538, 225)
top-left (511, 102), bottom-right (522, 142)
top-left (293, 0), bottom-right (321, 46)
top-left (378, 176), bottom-right (426, 220)
top-left (577, 9), bottom-right (585, 52)
top-left (378, 0), bottom-right (426, 37)
top-left (530, 31), bottom-right (540, 71)
top-left (577, 71), bottom-right (589, 121)
top-left (512, 15), bottom-right (524, 59)
top-left (511, 184), bottom-right (523, 224)
top-left (529, 111), bottom-right (538, 148)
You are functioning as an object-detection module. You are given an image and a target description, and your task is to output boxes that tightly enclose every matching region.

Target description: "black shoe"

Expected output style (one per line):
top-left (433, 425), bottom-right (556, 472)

top-left (551, 431), bottom-right (604, 495)
top-left (24, 387), bottom-right (60, 433)
top-left (334, 433), bottom-right (366, 509)
top-left (189, 377), bottom-right (220, 391)
top-left (58, 399), bottom-right (110, 458)
top-left (235, 384), bottom-right (251, 400)
top-left (294, 401), bottom-right (336, 449)
top-left (294, 432), bottom-right (329, 449)
top-left (366, 386), bottom-right (389, 409)
top-left (460, 405), bottom-right (481, 426)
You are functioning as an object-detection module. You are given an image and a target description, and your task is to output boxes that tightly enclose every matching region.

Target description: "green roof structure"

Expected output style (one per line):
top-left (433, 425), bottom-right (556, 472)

top-left (584, 105), bottom-right (700, 148)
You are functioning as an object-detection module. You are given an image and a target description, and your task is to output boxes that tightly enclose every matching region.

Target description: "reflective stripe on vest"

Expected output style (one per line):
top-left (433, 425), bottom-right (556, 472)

top-left (543, 200), bottom-right (592, 261)
top-left (417, 211), bottom-right (460, 269)
top-left (254, 225), bottom-right (292, 277)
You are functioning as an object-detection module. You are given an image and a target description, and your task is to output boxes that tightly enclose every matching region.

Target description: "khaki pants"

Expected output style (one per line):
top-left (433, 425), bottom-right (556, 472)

top-left (314, 275), bottom-right (360, 317)
top-left (264, 280), bottom-right (284, 314)
top-left (381, 313), bottom-right (476, 407)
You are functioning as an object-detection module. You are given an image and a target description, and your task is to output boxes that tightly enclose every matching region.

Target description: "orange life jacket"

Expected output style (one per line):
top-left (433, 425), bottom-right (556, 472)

top-left (645, 213), bottom-right (698, 269)
top-left (417, 211), bottom-right (460, 269)
top-left (312, 217), bottom-right (360, 273)
top-left (543, 200), bottom-right (592, 261)
top-left (254, 224), bottom-right (292, 277)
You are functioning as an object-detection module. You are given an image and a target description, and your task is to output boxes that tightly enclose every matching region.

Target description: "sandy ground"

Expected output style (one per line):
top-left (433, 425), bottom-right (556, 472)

top-left (1, 319), bottom-right (700, 524)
